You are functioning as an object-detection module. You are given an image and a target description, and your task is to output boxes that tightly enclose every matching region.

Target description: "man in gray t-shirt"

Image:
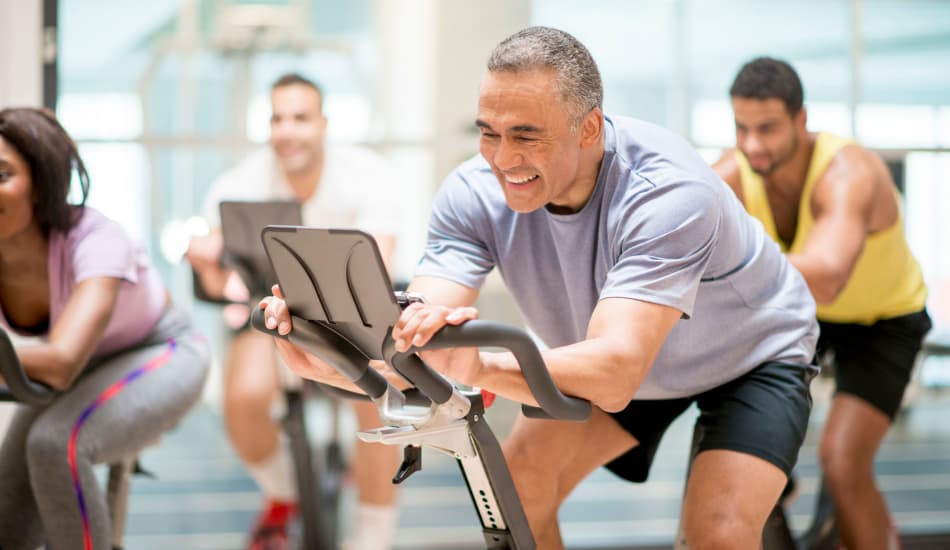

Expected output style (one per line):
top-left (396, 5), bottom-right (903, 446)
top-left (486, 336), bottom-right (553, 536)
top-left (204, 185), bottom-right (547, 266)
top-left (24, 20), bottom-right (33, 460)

top-left (420, 114), bottom-right (817, 400)
top-left (263, 27), bottom-right (819, 548)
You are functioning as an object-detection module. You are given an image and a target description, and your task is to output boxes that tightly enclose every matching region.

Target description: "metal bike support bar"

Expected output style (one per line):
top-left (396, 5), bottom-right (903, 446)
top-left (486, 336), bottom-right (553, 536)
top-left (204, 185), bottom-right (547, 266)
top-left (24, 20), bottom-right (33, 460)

top-left (0, 327), bottom-right (56, 406)
top-left (395, 321), bottom-right (591, 422)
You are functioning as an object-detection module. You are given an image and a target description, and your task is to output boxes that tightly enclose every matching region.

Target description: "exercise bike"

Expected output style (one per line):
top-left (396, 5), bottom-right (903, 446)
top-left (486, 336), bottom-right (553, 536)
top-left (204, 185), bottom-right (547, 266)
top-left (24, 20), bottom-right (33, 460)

top-left (192, 201), bottom-right (347, 549)
top-left (250, 226), bottom-right (592, 549)
top-left (0, 327), bottom-right (146, 550)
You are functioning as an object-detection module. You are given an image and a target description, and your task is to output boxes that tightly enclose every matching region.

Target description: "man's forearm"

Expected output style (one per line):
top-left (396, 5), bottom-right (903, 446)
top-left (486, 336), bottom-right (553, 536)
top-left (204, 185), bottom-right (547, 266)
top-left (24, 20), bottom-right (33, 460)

top-left (192, 263), bottom-right (232, 299)
top-left (786, 252), bottom-right (847, 304)
top-left (478, 339), bottom-right (648, 413)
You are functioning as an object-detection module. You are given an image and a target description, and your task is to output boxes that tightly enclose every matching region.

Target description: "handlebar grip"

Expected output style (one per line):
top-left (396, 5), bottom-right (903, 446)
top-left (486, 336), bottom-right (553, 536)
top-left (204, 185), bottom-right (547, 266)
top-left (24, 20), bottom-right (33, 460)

top-left (0, 329), bottom-right (56, 407)
top-left (404, 321), bottom-right (591, 422)
top-left (249, 308), bottom-right (390, 399)
top-left (249, 306), bottom-right (281, 338)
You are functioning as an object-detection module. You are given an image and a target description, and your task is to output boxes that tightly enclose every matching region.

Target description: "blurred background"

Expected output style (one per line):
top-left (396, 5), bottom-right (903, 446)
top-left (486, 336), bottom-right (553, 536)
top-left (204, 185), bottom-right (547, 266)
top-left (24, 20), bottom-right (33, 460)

top-left (1, 0), bottom-right (949, 548)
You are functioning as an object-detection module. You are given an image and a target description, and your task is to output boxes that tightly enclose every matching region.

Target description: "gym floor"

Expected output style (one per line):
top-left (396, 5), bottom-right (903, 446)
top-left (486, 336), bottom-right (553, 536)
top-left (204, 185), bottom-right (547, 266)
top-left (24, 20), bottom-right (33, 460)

top-left (115, 368), bottom-right (950, 549)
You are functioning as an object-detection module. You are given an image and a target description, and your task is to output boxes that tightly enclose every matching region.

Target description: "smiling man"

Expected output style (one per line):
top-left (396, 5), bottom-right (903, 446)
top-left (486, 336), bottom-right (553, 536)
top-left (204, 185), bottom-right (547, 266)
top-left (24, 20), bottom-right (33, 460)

top-left (187, 73), bottom-right (401, 550)
top-left (714, 57), bottom-right (931, 550)
top-left (262, 28), bottom-right (820, 548)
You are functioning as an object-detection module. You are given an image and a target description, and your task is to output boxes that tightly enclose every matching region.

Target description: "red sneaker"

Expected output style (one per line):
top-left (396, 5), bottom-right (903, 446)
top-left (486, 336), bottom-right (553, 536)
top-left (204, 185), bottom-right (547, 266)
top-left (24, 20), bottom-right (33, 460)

top-left (248, 500), bottom-right (298, 550)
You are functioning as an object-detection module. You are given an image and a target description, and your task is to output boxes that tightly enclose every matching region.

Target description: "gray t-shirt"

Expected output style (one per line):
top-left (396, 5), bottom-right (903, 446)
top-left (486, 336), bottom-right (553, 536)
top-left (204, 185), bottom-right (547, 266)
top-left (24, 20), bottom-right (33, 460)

top-left (416, 115), bottom-right (819, 400)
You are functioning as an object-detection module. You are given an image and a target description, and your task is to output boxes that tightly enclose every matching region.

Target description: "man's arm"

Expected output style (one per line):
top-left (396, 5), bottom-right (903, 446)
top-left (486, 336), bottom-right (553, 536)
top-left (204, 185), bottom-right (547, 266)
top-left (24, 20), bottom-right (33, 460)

top-left (262, 275), bottom-right (478, 392)
top-left (186, 228), bottom-right (234, 300)
top-left (711, 148), bottom-right (744, 202)
top-left (394, 295), bottom-right (682, 413)
top-left (787, 147), bottom-right (875, 304)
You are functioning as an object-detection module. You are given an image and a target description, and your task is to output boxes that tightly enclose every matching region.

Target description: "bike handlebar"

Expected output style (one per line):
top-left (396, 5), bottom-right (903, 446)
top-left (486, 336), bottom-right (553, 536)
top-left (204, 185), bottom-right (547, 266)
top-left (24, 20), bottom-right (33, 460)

top-left (251, 307), bottom-right (591, 422)
top-left (0, 328), bottom-right (56, 407)
top-left (250, 308), bottom-right (391, 400)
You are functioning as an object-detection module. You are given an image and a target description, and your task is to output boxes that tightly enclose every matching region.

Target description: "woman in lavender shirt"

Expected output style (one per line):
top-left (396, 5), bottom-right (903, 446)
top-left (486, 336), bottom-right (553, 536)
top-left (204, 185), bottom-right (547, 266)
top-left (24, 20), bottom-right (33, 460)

top-left (0, 108), bottom-right (210, 549)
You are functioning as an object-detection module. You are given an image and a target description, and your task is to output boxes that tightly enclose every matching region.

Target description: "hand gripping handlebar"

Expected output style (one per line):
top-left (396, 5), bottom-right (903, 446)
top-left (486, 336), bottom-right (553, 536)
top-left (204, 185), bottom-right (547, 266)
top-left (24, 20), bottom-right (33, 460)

top-left (250, 307), bottom-right (590, 421)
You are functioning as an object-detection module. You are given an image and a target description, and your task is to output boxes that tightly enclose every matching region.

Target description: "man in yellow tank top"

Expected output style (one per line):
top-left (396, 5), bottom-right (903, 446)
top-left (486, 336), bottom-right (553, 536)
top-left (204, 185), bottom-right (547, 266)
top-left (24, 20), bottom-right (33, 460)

top-left (713, 57), bottom-right (931, 550)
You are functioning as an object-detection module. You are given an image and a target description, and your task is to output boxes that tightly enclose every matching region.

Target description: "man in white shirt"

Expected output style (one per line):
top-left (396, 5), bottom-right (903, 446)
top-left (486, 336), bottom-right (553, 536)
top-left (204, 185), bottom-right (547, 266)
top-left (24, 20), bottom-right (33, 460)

top-left (187, 73), bottom-right (400, 550)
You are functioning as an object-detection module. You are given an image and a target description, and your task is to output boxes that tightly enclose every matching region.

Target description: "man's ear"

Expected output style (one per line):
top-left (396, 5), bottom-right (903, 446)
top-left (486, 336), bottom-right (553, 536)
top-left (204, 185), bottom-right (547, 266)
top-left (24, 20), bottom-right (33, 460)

top-left (579, 107), bottom-right (603, 148)
top-left (795, 107), bottom-right (807, 133)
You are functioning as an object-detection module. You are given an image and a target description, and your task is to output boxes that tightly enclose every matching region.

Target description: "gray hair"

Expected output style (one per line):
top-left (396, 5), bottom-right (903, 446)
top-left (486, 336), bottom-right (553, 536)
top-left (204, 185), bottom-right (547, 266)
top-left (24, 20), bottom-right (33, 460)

top-left (487, 26), bottom-right (603, 130)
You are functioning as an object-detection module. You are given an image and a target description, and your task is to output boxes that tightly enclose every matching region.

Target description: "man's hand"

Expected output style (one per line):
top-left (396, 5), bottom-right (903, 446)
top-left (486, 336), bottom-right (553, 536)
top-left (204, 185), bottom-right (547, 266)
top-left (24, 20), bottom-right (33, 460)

top-left (185, 232), bottom-right (223, 270)
top-left (257, 284), bottom-right (352, 384)
top-left (186, 230), bottom-right (235, 301)
top-left (392, 303), bottom-right (483, 386)
top-left (259, 284), bottom-right (293, 336)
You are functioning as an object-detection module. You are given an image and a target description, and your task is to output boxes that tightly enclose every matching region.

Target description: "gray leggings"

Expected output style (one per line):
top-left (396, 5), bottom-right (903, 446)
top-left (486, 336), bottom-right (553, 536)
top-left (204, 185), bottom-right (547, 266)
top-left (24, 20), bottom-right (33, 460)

top-left (0, 306), bottom-right (210, 550)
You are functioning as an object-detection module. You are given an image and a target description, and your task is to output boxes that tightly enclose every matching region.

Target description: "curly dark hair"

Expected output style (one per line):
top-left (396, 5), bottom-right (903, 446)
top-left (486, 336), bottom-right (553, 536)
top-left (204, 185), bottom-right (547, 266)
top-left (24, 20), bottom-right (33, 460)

top-left (729, 57), bottom-right (804, 115)
top-left (0, 107), bottom-right (90, 234)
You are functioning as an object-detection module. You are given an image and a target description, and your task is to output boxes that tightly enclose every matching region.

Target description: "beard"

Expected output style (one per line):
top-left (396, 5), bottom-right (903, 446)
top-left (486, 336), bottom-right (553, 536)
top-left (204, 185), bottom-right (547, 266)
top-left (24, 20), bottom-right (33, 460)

top-left (748, 133), bottom-right (799, 176)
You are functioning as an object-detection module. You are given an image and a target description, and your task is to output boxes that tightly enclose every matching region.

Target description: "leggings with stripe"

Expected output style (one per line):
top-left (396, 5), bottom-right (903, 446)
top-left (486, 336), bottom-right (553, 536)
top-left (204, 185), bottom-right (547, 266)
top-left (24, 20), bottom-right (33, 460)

top-left (0, 306), bottom-right (210, 550)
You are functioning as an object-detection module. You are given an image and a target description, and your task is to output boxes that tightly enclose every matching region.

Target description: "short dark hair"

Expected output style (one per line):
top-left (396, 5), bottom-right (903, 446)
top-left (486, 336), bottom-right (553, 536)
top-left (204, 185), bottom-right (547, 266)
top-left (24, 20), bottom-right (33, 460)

top-left (272, 72), bottom-right (321, 93)
top-left (729, 57), bottom-right (804, 115)
top-left (0, 107), bottom-right (90, 234)
top-left (487, 26), bottom-right (603, 127)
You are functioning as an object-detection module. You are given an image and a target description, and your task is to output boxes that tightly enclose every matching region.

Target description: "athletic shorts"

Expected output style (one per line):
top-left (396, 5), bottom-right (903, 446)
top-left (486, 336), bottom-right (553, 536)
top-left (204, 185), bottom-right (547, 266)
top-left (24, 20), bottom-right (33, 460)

top-left (818, 309), bottom-right (932, 419)
top-left (605, 360), bottom-right (819, 482)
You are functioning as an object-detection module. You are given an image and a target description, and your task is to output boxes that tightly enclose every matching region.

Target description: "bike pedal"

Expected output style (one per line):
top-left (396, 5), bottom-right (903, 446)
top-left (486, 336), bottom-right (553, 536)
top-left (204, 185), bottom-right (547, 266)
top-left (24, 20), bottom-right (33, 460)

top-left (393, 445), bottom-right (422, 484)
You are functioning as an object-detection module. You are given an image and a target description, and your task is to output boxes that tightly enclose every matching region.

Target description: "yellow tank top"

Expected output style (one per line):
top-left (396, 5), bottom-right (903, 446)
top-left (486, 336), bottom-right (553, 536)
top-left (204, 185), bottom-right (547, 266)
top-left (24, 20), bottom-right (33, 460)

top-left (736, 132), bottom-right (927, 325)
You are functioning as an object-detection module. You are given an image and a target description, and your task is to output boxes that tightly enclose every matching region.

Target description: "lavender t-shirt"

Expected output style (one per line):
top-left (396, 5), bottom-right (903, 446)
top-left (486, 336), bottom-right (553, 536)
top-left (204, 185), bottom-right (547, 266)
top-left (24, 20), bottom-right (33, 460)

top-left (1, 207), bottom-right (167, 358)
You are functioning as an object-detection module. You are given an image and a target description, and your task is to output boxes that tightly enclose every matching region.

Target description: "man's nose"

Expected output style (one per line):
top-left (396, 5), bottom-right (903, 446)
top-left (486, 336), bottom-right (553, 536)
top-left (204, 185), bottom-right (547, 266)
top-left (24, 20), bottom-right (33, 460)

top-left (493, 139), bottom-right (522, 171)
top-left (742, 133), bottom-right (764, 154)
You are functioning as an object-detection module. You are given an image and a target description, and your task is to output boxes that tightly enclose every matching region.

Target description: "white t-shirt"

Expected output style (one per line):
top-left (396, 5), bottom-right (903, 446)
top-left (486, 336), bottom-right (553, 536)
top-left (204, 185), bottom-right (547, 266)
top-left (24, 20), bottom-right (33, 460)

top-left (202, 145), bottom-right (399, 236)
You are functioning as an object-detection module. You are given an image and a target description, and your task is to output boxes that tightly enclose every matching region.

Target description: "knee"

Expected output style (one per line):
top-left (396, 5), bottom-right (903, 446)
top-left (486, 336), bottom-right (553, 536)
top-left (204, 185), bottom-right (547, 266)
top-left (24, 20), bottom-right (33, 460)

top-left (225, 375), bottom-right (276, 413)
top-left (504, 439), bottom-right (557, 516)
top-left (818, 437), bottom-right (869, 489)
top-left (682, 514), bottom-right (757, 550)
top-left (25, 424), bottom-right (70, 470)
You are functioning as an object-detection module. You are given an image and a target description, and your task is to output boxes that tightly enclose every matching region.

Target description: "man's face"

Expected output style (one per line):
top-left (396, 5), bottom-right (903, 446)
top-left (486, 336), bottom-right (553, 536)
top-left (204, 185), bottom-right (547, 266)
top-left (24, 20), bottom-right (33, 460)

top-left (269, 84), bottom-right (327, 174)
top-left (476, 69), bottom-right (590, 213)
top-left (731, 97), bottom-right (804, 176)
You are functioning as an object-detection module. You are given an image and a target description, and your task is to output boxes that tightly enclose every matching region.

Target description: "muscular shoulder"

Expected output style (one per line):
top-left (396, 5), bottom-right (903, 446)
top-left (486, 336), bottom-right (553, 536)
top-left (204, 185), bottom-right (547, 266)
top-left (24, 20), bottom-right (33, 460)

top-left (811, 142), bottom-right (884, 222)
top-left (711, 148), bottom-right (743, 201)
top-left (814, 143), bottom-right (876, 202)
top-left (822, 142), bottom-right (879, 185)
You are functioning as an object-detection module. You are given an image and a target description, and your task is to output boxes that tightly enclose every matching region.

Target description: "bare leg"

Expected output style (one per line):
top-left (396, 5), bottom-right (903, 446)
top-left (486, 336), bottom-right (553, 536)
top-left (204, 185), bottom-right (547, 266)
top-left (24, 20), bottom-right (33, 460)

top-left (502, 408), bottom-right (637, 549)
top-left (224, 330), bottom-right (280, 464)
top-left (819, 393), bottom-right (892, 550)
top-left (351, 400), bottom-right (400, 506)
top-left (681, 450), bottom-right (786, 550)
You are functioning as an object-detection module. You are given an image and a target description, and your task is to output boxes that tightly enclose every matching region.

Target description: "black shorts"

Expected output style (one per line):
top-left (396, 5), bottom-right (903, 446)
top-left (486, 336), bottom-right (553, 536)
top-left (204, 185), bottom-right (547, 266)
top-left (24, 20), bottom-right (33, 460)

top-left (605, 360), bottom-right (819, 483)
top-left (819, 309), bottom-right (932, 419)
